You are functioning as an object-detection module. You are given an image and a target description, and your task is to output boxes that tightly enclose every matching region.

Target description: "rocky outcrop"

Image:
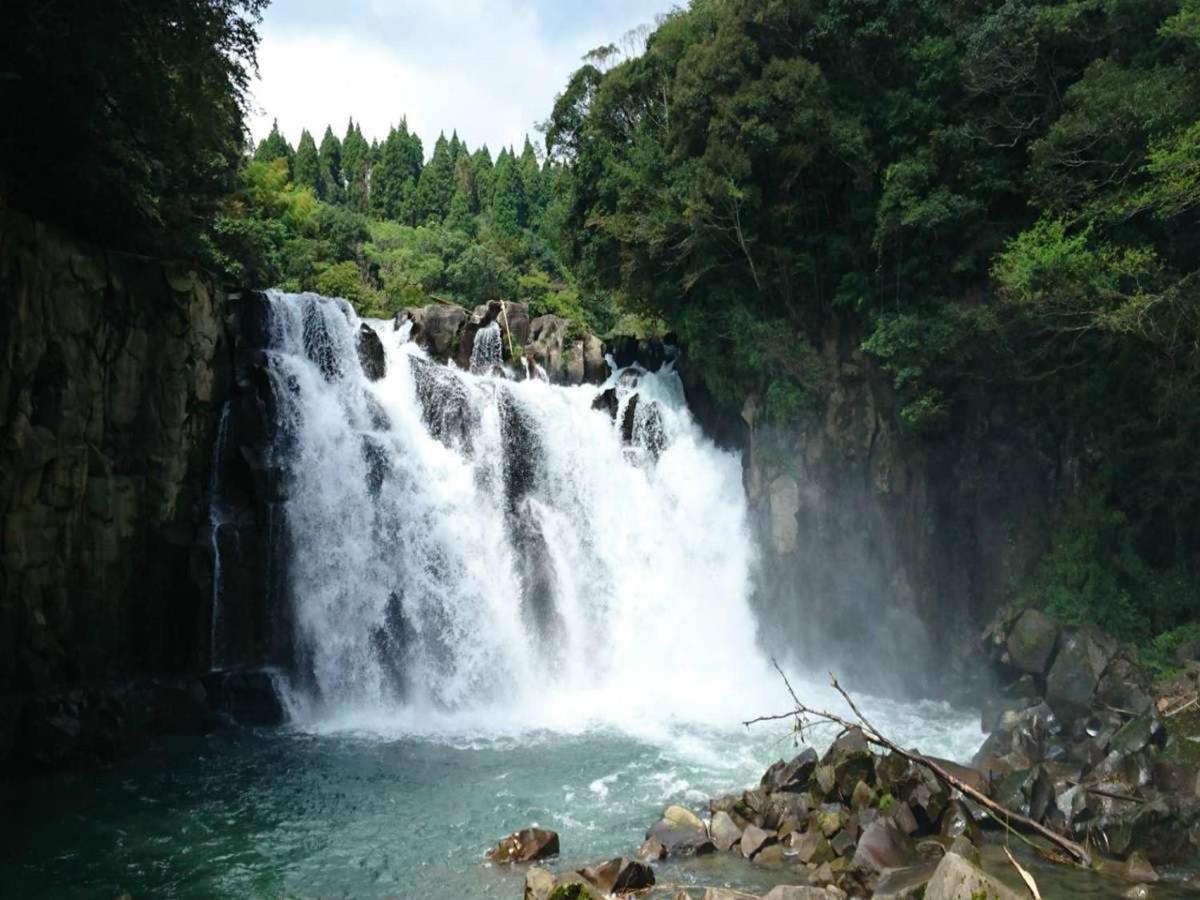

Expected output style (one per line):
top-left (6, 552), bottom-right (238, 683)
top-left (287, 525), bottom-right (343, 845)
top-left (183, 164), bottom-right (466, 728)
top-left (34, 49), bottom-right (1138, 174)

top-left (974, 612), bottom-right (1199, 864)
top-left (396, 301), bottom-right (607, 385)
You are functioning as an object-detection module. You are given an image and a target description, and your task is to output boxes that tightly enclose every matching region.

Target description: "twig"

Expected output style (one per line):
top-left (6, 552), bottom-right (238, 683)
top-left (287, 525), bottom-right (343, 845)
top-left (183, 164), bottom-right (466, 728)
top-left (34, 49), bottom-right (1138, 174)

top-left (1005, 846), bottom-right (1043, 899)
top-left (1165, 695), bottom-right (1198, 718)
top-left (744, 659), bottom-right (1094, 868)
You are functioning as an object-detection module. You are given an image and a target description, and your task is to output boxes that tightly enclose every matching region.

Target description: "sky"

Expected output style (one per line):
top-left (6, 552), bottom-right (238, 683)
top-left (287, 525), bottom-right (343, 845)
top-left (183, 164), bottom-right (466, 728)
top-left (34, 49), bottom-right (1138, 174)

top-left (248, 0), bottom-right (679, 159)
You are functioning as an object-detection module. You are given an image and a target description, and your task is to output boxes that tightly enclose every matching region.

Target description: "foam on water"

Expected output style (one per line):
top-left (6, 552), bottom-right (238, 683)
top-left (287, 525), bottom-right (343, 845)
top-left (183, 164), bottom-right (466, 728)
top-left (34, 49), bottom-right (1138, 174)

top-left (260, 291), bottom-right (980, 766)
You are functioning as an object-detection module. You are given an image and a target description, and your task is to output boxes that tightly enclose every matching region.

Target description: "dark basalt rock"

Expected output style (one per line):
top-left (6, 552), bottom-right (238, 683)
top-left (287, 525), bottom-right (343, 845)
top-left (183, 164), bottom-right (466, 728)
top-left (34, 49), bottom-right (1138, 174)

top-left (762, 748), bottom-right (819, 793)
top-left (356, 322), bottom-right (385, 381)
top-left (202, 668), bottom-right (286, 726)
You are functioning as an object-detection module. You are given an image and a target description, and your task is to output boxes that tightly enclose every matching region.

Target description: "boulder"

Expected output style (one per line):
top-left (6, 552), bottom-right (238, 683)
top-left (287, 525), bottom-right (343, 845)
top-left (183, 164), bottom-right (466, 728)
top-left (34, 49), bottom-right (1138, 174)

top-left (938, 799), bottom-right (982, 845)
top-left (647, 817), bottom-right (716, 856)
top-left (790, 831), bottom-right (835, 865)
top-left (740, 823), bottom-right (777, 859)
top-left (872, 861), bottom-right (939, 900)
top-left (763, 749), bottom-right (819, 794)
top-left (356, 322), bottom-right (385, 381)
top-left (398, 303), bottom-right (468, 363)
top-left (486, 827), bottom-right (559, 863)
top-left (754, 843), bottom-right (786, 865)
top-left (1110, 712), bottom-right (1166, 757)
top-left (1045, 628), bottom-right (1117, 722)
top-left (922, 849), bottom-right (1023, 900)
top-left (662, 804), bottom-right (705, 831)
top-left (1125, 851), bottom-right (1159, 883)
top-left (850, 818), bottom-right (916, 873)
top-left (524, 867), bottom-right (556, 900)
top-left (577, 857), bottom-right (655, 893)
top-left (526, 315), bottom-right (605, 385)
top-left (637, 836), bottom-right (667, 862)
top-left (1004, 608), bottom-right (1059, 675)
top-left (709, 810), bottom-right (743, 852)
top-left (701, 890), bottom-right (760, 900)
top-left (763, 887), bottom-right (842, 900)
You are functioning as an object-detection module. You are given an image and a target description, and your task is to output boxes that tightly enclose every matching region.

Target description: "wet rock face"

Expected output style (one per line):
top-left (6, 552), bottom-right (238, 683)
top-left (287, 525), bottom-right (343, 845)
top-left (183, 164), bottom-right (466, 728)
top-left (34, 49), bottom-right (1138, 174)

top-left (742, 323), bottom-right (1061, 701)
top-left (0, 211), bottom-right (229, 709)
top-left (356, 322), bottom-right (385, 381)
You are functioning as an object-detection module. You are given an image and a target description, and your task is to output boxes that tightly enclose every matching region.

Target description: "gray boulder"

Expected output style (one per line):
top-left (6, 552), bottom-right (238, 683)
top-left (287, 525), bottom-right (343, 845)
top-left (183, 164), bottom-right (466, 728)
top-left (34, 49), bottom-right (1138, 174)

top-left (1005, 608), bottom-right (1059, 675)
top-left (1046, 628), bottom-right (1116, 722)
top-left (709, 810), bottom-right (743, 851)
top-left (923, 848), bottom-right (1023, 900)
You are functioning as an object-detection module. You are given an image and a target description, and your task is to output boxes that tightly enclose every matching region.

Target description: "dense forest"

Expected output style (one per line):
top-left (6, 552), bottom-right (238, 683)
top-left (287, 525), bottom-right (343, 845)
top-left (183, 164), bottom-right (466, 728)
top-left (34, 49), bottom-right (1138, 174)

top-left (4, 0), bottom-right (1200, 671)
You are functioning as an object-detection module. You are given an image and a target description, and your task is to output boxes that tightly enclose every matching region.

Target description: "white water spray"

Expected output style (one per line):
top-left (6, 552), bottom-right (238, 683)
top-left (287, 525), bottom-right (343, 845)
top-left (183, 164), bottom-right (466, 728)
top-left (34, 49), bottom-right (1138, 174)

top-left (255, 291), bottom-right (980, 759)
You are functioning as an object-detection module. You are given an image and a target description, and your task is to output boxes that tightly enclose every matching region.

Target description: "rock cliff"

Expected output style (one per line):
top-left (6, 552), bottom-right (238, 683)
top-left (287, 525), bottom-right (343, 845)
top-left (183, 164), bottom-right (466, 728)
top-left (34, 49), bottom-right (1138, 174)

top-left (727, 329), bottom-right (1066, 698)
top-left (0, 211), bottom-right (242, 765)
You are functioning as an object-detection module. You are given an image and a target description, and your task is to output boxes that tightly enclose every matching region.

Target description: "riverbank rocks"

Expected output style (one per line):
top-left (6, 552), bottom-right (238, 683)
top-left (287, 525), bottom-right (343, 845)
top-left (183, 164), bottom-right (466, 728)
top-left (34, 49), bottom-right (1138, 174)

top-left (978, 609), bottom-right (1200, 865)
top-left (647, 805), bottom-right (716, 856)
top-left (487, 827), bottom-right (560, 864)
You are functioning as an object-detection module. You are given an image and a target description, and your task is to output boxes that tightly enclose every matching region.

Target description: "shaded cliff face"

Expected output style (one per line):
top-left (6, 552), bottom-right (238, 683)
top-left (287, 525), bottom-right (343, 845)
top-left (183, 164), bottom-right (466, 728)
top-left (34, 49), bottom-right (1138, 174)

top-left (0, 212), bottom-right (228, 695)
top-left (734, 338), bottom-right (1063, 699)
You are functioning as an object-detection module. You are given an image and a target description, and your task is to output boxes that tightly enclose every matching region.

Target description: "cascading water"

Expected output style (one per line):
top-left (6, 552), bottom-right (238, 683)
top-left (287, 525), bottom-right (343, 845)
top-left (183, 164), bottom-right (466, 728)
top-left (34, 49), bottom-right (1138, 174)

top-left (255, 290), bottom-right (980, 756)
top-left (208, 401), bottom-right (232, 670)
top-left (260, 290), bottom-right (776, 733)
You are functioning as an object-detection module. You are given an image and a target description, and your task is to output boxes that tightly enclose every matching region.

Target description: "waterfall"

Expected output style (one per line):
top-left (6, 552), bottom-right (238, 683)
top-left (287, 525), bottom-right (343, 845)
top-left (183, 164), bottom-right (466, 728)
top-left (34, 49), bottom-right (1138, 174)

top-left (255, 291), bottom-right (775, 733)
top-left (208, 401), bottom-right (232, 671)
top-left (469, 320), bottom-right (502, 374)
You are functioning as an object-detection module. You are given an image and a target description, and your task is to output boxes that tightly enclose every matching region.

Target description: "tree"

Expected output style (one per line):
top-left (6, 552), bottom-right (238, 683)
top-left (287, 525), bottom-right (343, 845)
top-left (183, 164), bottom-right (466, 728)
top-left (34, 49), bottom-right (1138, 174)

top-left (519, 136), bottom-right (547, 228)
top-left (473, 145), bottom-right (495, 209)
top-left (342, 119), bottom-right (371, 212)
top-left (255, 119), bottom-right (295, 177)
top-left (318, 126), bottom-right (343, 203)
top-left (372, 125), bottom-right (422, 221)
top-left (491, 149), bottom-right (524, 235)
top-left (415, 133), bottom-right (456, 223)
top-left (1, 0), bottom-right (269, 250)
top-left (293, 129), bottom-right (320, 194)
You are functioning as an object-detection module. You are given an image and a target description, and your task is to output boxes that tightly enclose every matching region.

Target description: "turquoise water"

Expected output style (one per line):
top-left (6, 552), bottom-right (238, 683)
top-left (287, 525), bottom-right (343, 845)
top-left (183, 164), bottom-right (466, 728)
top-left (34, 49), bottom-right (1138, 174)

top-left (0, 694), bottom-right (982, 900)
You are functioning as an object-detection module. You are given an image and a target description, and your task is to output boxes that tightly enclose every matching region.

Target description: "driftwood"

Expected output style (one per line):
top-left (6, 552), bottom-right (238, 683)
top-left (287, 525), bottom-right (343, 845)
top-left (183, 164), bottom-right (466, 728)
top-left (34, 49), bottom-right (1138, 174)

top-left (743, 659), bottom-right (1094, 869)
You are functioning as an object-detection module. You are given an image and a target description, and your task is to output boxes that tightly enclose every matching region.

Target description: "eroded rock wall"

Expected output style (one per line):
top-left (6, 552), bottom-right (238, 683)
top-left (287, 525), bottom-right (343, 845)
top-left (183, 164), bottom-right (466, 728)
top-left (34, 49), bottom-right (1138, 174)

top-left (734, 331), bottom-right (1066, 698)
top-left (0, 211), bottom-right (229, 697)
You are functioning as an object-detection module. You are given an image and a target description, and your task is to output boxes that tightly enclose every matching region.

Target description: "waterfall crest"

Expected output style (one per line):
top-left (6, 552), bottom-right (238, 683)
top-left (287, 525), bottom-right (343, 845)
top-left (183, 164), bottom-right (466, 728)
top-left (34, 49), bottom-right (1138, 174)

top-left (257, 291), bottom-right (773, 734)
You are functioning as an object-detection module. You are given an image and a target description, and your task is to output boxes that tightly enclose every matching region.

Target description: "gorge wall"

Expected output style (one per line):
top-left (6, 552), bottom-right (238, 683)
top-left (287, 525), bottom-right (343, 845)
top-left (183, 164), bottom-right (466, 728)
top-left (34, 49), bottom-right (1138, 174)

top-left (0, 211), bottom-right (236, 764)
top-left (731, 329), bottom-right (1068, 699)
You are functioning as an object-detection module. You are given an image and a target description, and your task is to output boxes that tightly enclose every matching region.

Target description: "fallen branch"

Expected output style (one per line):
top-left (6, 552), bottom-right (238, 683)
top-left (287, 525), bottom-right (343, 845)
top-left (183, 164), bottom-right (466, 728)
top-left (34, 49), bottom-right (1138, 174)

top-left (744, 659), bottom-right (1093, 868)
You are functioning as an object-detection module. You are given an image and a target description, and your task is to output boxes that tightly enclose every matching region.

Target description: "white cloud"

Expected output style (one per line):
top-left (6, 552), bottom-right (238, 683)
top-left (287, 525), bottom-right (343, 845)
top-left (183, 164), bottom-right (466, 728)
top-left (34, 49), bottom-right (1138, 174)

top-left (247, 1), bottom-right (673, 158)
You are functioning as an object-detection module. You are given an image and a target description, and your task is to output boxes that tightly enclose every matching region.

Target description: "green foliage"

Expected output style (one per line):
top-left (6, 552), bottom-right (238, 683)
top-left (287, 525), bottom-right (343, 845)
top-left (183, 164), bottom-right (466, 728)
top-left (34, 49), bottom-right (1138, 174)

top-left (1141, 623), bottom-right (1200, 679)
top-left (1, 0), bottom-right (268, 252)
top-left (1020, 491), bottom-right (1198, 643)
